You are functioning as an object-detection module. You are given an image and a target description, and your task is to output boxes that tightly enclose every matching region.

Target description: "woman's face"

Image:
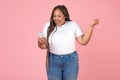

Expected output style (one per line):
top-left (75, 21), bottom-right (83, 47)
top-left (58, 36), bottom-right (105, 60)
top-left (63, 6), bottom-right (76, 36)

top-left (53, 9), bottom-right (66, 26)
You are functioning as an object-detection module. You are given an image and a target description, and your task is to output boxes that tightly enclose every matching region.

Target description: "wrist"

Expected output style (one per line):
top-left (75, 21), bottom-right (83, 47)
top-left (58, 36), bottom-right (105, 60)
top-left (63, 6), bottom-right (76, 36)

top-left (89, 25), bottom-right (94, 29)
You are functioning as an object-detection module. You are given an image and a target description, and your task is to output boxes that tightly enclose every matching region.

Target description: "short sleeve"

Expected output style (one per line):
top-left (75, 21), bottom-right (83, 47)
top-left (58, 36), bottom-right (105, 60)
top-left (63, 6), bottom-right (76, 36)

top-left (74, 22), bottom-right (84, 37)
top-left (43, 22), bottom-right (50, 37)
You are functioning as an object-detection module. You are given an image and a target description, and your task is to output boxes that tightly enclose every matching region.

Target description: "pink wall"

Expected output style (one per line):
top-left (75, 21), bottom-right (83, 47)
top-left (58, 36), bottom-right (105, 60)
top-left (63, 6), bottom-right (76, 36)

top-left (0, 0), bottom-right (120, 80)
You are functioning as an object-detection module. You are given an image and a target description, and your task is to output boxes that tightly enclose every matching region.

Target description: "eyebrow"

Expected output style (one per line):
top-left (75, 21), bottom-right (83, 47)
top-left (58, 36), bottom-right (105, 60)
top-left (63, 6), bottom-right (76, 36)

top-left (54, 14), bottom-right (62, 16)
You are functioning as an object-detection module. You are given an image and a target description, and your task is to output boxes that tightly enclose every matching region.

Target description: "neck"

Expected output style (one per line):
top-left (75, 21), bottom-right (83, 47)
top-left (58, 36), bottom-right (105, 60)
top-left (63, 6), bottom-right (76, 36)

top-left (57, 21), bottom-right (66, 27)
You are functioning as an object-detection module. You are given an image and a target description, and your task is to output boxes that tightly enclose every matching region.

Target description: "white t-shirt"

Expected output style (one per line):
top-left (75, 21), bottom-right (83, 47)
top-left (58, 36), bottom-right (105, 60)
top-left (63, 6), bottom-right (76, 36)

top-left (43, 21), bottom-right (84, 55)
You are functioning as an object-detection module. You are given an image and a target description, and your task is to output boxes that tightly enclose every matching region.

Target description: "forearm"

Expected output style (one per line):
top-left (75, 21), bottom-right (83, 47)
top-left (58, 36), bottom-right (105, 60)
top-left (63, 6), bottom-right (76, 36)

top-left (81, 25), bottom-right (94, 45)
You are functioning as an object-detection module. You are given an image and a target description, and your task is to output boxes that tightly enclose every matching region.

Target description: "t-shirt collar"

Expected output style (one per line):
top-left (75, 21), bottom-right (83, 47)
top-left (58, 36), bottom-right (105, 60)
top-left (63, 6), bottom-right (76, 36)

top-left (56, 21), bottom-right (68, 28)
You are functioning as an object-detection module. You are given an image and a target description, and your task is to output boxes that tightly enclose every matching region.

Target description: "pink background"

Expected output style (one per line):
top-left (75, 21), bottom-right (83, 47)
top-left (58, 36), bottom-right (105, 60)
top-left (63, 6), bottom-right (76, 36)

top-left (0, 0), bottom-right (120, 80)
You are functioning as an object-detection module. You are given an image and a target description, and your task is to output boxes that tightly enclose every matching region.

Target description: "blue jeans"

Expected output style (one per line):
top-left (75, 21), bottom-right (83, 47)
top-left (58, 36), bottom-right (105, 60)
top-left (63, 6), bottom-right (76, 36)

top-left (47, 51), bottom-right (79, 80)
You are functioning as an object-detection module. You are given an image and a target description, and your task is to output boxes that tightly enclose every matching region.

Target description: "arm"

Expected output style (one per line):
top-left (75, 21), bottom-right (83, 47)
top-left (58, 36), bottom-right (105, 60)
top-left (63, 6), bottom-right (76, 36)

top-left (76, 19), bottom-right (99, 45)
top-left (38, 37), bottom-right (47, 49)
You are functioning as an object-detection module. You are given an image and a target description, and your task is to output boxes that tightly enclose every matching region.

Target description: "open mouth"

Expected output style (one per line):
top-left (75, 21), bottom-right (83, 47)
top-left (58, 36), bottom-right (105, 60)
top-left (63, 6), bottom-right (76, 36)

top-left (54, 20), bottom-right (60, 24)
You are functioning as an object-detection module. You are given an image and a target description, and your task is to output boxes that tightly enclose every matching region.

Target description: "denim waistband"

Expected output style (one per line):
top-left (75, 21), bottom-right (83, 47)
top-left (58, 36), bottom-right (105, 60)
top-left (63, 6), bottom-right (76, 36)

top-left (49, 51), bottom-right (76, 57)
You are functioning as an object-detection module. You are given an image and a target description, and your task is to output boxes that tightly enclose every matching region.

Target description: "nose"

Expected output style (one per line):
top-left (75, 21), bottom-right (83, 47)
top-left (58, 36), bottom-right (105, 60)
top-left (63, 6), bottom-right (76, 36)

top-left (54, 17), bottom-right (58, 21)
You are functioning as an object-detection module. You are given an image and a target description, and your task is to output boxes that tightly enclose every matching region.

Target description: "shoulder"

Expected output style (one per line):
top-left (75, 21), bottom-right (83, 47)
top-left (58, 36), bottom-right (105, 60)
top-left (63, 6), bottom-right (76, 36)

top-left (44, 22), bottom-right (50, 27)
top-left (67, 21), bottom-right (80, 28)
top-left (42, 22), bottom-right (50, 32)
top-left (43, 22), bottom-right (50, 29)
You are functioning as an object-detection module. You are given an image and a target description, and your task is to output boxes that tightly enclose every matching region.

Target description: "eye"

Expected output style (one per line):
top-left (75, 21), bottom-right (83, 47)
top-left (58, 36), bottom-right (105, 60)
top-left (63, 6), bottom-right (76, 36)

top-left (58, 15), bottom-right (62, 18)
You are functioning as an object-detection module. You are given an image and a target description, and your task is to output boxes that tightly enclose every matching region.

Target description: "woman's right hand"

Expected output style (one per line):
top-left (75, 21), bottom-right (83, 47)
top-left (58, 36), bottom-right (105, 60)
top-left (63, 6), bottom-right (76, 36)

top-left (38, 37), bottom-right (47, 45)
top-left (38, 37), bottom-right (47, 49)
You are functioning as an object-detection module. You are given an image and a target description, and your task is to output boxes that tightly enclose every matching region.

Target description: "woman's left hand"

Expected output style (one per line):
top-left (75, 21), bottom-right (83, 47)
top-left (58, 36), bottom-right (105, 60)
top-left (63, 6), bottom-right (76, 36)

top-left (90, 18), bottom-right (99, 28)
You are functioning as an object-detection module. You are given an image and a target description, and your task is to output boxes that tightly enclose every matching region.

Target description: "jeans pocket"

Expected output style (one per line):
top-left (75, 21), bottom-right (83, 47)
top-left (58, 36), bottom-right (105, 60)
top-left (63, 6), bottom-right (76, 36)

top-left (70, 52), bottom-right (78, 63)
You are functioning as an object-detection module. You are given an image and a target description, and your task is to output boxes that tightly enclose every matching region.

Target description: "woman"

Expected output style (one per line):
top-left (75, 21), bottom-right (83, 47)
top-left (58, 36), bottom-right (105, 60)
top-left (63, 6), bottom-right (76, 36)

top-left (38, 5), bottom-right (99, 80)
